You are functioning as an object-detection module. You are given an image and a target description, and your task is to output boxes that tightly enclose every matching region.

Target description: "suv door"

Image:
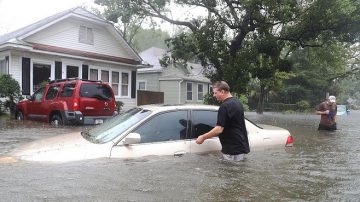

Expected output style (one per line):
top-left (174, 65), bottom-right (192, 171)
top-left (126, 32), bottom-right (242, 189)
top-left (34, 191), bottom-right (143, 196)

top-left (188, 110), bottom-right (222, 154)
top-left (27, 87), bottom-right (46, 120)
top-left (43, 84), bottom-right (61, 120)
top-left (78, 83), bottom-right (115, 116)
top-left (110, 110), bottom-right (189, 158)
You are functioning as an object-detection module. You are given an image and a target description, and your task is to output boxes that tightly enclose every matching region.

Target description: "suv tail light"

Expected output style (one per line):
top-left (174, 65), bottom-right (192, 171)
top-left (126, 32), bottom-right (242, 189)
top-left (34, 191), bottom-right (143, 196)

top-left (73, 98), bottom-right (79, 111)
top-left (285, 135), bottom-right (294, 147)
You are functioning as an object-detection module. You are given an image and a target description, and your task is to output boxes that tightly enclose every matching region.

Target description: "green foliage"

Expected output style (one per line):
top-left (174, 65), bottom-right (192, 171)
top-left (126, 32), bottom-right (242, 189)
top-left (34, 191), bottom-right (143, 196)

top-left (203, 92), bottom-right (249, 111)
top-left (203, 92), bottom-right (220, 106)
top-left (95, 0), bottom-right (360, 113)
top-left (0, 74), bottom-right (21, 114)
top-left (296, 100), bottom-right (310, 111)
top-left (116, 101), bottom-right (124, 112)
top-left (132, 28), bottom-right (170, 52)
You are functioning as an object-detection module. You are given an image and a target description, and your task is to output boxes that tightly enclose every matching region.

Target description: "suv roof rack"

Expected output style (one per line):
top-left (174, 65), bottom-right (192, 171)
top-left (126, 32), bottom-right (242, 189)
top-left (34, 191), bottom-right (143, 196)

top-left (49, 78), bottom-right (103, 84)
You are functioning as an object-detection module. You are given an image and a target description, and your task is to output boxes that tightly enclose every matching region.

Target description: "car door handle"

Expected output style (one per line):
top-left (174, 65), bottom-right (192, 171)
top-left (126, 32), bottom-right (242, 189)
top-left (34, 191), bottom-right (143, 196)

top-left (174, 151), bottom-right (186, 157)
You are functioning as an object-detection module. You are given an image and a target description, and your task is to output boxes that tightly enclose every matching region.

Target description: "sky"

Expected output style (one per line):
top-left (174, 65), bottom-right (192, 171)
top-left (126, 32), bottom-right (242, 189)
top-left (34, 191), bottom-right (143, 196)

top-left (0, 0), bottom-right (206, 36)
top-left (0, 0), bottom-right (96, 35)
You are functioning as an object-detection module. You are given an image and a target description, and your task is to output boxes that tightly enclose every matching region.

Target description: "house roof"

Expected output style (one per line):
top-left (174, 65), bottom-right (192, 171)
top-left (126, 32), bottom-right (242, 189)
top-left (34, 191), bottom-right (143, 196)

top-left (139, 47), bottom-right (211, 83)
top-left (0, 7), bottom-right (143, 65)
top-left (138, 47), bottom-right (167, 72)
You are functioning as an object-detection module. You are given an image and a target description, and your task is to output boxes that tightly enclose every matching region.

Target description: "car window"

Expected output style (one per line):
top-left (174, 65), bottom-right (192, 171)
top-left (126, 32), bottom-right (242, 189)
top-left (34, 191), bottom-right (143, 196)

top-left (190, 110), bottom-right (217, 139)
top-left (60, 83), bottom-right (75, 97)
top-left (32, 87), bottom-right (45, 101)
top-left (82, 108), bottom-right (152, 144)
top-left (133, 110), bottom-right (188, 143)
top-left (45, 85), bottom-right (60, 100)
top-left (80, 83), bottom-right (113, 100)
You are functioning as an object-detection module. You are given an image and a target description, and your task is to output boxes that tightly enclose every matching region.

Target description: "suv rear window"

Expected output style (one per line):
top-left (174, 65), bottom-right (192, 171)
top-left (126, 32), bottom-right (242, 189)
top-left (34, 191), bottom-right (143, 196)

top-left (80, 83), bottom-right (113, 100)
top-left (60, 83), bottom-right (76, 97)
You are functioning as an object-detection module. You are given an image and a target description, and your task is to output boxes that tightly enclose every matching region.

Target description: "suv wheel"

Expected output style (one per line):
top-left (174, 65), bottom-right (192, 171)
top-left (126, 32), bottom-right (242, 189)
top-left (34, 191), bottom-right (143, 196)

top-left (16, 111), bottom-right (24, 121)
top-left (51, 114), bottom-right (64, 126)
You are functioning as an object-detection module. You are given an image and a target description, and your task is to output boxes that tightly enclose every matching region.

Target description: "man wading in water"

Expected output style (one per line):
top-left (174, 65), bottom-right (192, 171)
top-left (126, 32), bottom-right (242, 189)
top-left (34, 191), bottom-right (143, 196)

top-left (196, 81), bottom-right (250, 161)
top-left (315, 95), bottom-right (337, 131)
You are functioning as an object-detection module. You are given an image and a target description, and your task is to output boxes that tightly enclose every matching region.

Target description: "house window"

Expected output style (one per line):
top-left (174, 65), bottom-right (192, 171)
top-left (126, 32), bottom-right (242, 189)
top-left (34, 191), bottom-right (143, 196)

top-left (112, 71), bottom-right (119, 96)
top-left (0, 57), bottom-right (9, 75)
top-left (79, 25), bottom-right (94, 45)
top-left (101, 70), bottom-right (109, 82)
top-left (33, 63), bottom-right (51, 91)
top-left (121, 72), bottom-right (129, 96)
top-left (138, 81), bottom-right (146, 90)
top-left (90, 69), bottom-right (98, 80)
top-left (186, 82), bottom-right (193, 101)
top-left (198, 84), bottom-right (204, 101)
top-left (66, 65), bottom-right (79, 78)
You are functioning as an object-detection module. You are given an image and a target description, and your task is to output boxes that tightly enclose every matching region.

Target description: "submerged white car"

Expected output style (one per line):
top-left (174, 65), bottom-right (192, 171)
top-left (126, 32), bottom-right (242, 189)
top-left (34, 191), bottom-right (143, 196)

top-left (12, 105), bottom-right (293, 162)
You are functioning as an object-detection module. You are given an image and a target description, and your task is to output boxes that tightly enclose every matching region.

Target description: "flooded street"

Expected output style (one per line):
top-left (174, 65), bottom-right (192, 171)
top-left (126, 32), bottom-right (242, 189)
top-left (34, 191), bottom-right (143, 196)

top-left (0, 111), bottom-right (359, 201)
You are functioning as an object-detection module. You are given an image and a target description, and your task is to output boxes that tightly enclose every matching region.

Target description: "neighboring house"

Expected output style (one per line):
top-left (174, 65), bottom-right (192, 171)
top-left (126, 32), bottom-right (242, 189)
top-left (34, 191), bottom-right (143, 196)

top-left (0, 7), bottom-right (144, 110)
top-left (138, 47), bottom-right (211, 105)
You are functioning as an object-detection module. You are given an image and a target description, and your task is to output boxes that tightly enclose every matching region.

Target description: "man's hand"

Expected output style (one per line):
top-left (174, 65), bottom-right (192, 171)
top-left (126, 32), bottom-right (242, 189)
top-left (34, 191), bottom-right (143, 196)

top-left (196, 135), bottom-right (206, 144)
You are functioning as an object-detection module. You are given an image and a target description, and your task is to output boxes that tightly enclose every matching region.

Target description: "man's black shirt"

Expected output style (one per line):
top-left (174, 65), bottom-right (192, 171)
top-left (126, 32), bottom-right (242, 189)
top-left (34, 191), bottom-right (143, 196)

top-left (217, 97), bottom-right (250, 155)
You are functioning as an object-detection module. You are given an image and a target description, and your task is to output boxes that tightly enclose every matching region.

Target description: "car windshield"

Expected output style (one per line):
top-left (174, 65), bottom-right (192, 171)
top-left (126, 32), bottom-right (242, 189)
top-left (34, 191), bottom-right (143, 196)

top-left (81, 108), bottom-right (152, 144)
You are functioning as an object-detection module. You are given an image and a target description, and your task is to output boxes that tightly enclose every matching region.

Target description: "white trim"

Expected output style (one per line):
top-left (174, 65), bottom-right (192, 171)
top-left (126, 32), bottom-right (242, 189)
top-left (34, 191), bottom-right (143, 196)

top-left (120, 71), bottom-right (131, 98)
top-left (29, 48), bottom-right (141, 68)
top-left (197, 83), bottom-right (204, 101)
top-left (186, 82), bottom-right (193, 101)
top-left (30, 59), bottom-right (54, 95)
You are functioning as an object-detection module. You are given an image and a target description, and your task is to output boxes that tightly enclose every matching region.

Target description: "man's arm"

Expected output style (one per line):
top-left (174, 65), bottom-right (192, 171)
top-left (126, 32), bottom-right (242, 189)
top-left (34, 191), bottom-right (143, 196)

top-left (316, 110), bottom-right (329, 115)
top-left (196, 126), bottom-right (224, 144)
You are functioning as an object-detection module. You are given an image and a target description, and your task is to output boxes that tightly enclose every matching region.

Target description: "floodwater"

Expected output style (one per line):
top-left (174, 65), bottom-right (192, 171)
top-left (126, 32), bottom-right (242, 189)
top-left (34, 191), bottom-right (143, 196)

top-left (0, 111), bottom-right (359, 201)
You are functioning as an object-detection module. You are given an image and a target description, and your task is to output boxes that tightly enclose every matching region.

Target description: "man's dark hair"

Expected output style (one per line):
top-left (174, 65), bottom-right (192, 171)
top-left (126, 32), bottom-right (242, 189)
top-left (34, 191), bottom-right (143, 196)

top-left (213, 81), bottom-right (230, 92)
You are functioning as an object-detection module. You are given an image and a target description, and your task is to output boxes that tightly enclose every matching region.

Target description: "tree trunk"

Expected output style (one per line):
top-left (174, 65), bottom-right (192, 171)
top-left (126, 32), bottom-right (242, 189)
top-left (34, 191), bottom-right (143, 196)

top-left (256, 84), bottom-right (265, 114)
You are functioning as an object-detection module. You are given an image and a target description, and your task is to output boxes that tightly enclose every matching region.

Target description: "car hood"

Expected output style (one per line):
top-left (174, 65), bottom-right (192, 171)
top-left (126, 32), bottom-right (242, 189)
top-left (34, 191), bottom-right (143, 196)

top-left (11, 132), bottom-right (112, 162)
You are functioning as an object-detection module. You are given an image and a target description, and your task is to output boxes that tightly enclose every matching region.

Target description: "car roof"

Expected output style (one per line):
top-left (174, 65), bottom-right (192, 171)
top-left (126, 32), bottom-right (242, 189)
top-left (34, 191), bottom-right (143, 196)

top-left (138, 104), bottom-right (219, 112)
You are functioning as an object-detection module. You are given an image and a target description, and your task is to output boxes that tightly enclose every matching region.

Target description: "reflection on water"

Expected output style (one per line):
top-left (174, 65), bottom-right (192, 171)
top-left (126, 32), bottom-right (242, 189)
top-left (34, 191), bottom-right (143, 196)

top-left (0, 111), bottom-right (360, 201)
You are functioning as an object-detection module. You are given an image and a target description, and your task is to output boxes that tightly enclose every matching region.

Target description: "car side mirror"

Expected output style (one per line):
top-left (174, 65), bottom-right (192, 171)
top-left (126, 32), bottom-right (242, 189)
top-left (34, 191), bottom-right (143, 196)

top-left (123, 133), bottom-right (141, 145)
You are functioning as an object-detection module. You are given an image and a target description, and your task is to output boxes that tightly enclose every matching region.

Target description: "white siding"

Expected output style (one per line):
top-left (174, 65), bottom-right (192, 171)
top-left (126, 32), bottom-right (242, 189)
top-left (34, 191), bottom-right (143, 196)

top-left (9, 53), bottom-right (22, 85)
top-left (25, 18), bottom-right (136, 60)
top-left (118, 98), bottom-right (136, 111)
top-left (160, 80), bottom-right (180, 104)
top-left (137, 72), bottom-right (161, 91)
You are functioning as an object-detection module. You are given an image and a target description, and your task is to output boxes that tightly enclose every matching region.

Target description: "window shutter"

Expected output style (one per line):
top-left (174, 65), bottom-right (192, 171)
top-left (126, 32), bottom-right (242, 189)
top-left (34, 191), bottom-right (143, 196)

top-left (131, 71), bottom-right (136, 98)
top-left (22, 57), bottom-right (31, 95)
top-left (55, 61), bottom-right (62, 79)
top-left (82, 65), bottom-right (88, 79)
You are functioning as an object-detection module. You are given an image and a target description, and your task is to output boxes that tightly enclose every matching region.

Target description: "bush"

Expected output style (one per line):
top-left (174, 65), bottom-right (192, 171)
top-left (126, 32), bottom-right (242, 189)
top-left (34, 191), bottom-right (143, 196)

top-left (296, 100), bottom-right (310, 111)
top-left (203, 92), bottom-right (250, 111)
top-left (0, 74), bottom-right (21, 115)
top-left (116, 101), bottom-right (124, 112)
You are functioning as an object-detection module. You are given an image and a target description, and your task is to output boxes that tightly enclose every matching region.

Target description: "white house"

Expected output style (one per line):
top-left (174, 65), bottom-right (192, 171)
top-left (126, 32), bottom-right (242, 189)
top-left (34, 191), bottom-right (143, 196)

top-left (138, 47), bottom-right (211, 104)
top-left (0, 7), bottom-right (144, 110)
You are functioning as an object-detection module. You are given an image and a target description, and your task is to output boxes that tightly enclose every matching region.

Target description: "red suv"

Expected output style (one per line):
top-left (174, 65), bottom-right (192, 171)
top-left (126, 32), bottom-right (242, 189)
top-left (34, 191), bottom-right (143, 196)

top-left (15, 78), bottom-right (117, 125)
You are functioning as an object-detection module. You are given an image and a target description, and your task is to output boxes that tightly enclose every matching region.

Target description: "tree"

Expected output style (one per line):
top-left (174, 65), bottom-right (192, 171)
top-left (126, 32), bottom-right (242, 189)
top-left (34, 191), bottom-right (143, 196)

top-left (132, 28), bottom-right (170, 52)
top-left (276, 43), bottom-right (349, 107)
top-left (94, 0), bottom-right (150, 45)
top-left (99, 0), bottom-right (360, 113)
top-left (0, 74), bottom-right (21, 115)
